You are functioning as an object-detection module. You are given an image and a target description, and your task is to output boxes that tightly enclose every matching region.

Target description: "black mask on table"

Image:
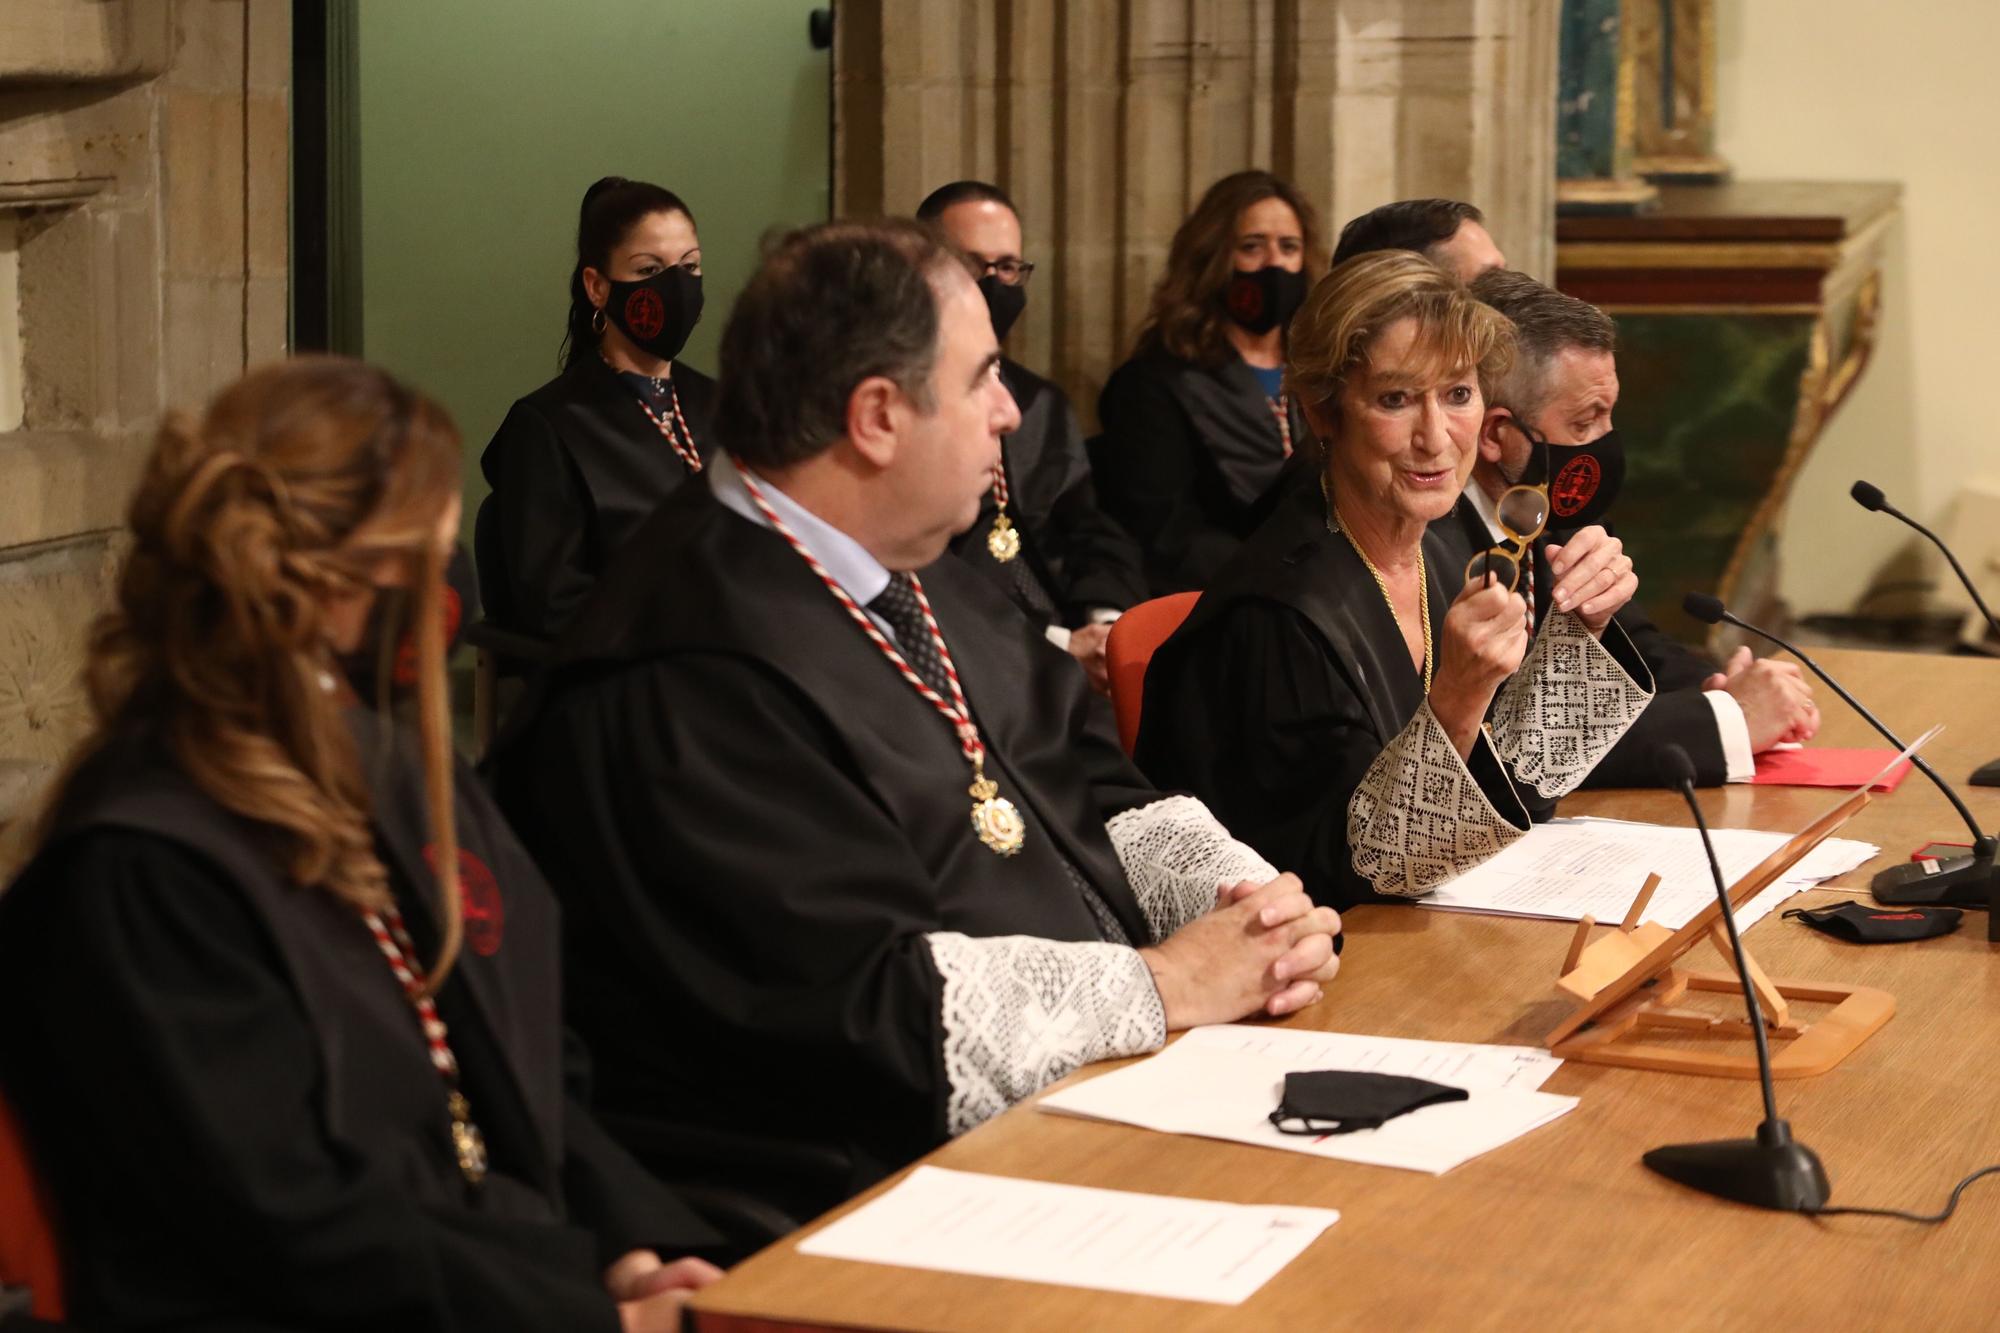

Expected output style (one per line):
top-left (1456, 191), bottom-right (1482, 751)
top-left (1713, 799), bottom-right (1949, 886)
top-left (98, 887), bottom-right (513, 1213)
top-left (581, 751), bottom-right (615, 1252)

top-left (1268, 1070), bottom-right (1468, 1136)
top-left (1784, 900), bottom-right (1963, 944)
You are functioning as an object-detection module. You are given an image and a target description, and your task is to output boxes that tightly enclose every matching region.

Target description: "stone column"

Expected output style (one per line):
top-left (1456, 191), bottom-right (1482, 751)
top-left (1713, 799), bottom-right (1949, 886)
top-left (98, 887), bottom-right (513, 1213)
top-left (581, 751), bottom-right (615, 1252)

top-left (835, 0), bottom-right (1558, 427)
top-left (0, 0), bottom-right (289, 858)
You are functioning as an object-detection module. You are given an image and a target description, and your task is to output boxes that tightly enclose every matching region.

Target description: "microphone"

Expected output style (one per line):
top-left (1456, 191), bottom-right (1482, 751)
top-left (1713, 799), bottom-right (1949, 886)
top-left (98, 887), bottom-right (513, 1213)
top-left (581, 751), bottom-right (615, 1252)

top-left (1642, 744), bottom-right (1831, 1211)
top-left (1683, 592), bottom-right (1999, 914)
top-left (1850, 480), bottom-right (2000, 790)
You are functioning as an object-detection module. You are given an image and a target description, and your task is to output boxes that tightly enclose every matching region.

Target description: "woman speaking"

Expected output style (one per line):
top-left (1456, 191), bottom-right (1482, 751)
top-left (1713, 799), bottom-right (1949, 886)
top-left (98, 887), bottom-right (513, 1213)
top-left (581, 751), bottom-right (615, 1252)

top-left (1136, 253), bottom-right (1654, 909)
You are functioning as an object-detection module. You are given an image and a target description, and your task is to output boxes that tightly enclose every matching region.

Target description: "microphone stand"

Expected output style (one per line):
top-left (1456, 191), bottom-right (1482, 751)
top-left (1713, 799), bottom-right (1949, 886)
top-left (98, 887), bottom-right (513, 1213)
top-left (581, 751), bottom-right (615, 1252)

top-left (1684, 593), bottom-right (1998, 918)
top-left (1643, 762), bottom-right (1831, 1211)
top-left (1850, 480), bottom-right (2000, 788)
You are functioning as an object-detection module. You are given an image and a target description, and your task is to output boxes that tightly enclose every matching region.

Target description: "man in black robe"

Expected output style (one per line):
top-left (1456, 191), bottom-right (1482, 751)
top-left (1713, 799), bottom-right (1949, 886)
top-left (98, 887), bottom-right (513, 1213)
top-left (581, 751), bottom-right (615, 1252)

top-left (496, 220), bottom-right (1341, 1239)
top-left (1459, 270), bottom-right (1819, 786)
top-left (918, 180), bottom-right (1146, 694)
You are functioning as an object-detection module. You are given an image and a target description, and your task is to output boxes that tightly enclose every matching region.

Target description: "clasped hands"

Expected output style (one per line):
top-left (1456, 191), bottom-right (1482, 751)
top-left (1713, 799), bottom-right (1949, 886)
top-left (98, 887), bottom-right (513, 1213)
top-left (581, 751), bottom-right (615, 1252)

top-left (1139, 873), bottom-right (1342, 1030)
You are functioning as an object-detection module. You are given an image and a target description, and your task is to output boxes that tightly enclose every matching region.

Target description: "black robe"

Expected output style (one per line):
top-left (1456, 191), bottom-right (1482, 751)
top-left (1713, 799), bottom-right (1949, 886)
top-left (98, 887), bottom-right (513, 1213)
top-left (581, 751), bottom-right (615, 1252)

top-left (1093, 348), bottom-right (1311, 596)
top-left (0, 714), bottom-right (713, 1331)
top-left (1136, 475), bottom-right (1651, 910)
top-left (493, 479), bottom-right (1164, 1234)
top-left (948, 359), bottom-right (1146, 627)
top-left (1443, 498), bottom-right (1728, 787)
top-left (476, 355), bottom-right (718, 640)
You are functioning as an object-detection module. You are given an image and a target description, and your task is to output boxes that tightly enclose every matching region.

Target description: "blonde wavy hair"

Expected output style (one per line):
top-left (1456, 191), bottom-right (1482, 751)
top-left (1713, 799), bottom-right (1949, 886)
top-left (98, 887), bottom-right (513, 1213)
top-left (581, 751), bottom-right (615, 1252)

top-left (43, 357), bottom-right (468, 989)
top-left (1286, 250), bottom-right (1516, 447)
top-left (1131, 170), bottom-right (1328, 368)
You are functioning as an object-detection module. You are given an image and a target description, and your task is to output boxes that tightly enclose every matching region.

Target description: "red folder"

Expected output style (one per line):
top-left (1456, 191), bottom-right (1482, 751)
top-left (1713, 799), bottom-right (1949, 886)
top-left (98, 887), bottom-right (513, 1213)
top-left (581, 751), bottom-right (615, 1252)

top-left (1752, 747), bottom-right (1913, 792)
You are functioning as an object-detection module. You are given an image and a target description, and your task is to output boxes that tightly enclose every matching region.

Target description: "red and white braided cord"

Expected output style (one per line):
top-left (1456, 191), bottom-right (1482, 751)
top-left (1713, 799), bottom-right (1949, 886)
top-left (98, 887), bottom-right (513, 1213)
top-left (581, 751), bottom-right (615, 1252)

top-left (1269, 393), bottom-right (1292, 458)
top-left (990, 461), bottom-right (1009, 512)
top-left (637, 387), bottom-right (702, 473)
top-left (363, 904), bottom-right (458, 1078)
top-left (737, 468), bottom-right (986, 767)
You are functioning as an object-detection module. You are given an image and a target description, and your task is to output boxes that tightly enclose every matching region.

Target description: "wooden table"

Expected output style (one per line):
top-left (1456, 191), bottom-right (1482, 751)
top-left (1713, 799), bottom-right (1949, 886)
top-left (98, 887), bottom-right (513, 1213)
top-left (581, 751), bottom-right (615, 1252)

top-left (692, 648), bottom-right (2000, 1332)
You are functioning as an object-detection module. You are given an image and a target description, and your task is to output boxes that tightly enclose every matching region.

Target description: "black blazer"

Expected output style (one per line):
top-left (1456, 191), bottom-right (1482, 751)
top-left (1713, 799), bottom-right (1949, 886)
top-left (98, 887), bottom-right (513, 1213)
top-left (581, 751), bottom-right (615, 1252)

top-left (948, 358), bottom-right (1146, 626)
top-left (1094, 349), bottom-right (1310, 596)
top-left (477, 355), bottom-right (718, 640)
top-left (494, 480), bottom-right (1161, 1230)
top-left (0, 715), bottom-right (713, 1330)
top-left (1444, 497), bottom-right (1728, 786)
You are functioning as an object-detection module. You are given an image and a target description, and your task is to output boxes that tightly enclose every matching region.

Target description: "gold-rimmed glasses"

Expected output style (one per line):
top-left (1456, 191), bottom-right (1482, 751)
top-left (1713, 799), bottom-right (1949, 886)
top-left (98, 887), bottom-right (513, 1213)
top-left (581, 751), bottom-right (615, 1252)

top-left (1463, 427), bottom-right (1550, 592)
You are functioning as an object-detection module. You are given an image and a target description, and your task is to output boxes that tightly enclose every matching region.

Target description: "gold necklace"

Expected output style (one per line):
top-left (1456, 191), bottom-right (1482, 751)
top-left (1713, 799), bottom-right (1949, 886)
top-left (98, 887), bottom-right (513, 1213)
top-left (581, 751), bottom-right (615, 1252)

top-left (1323, 482), bottom-right (1432, 695)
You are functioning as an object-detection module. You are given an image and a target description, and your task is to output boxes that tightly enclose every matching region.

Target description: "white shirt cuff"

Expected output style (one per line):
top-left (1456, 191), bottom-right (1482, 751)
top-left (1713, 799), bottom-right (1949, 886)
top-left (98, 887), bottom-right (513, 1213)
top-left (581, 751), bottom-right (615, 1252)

top-left (1704, 689), bottom-right (1758, 783)
top-left (1086, 607), bottom-right (1123, 625)
top-left (1044, 624), bottom-right (1073, 651)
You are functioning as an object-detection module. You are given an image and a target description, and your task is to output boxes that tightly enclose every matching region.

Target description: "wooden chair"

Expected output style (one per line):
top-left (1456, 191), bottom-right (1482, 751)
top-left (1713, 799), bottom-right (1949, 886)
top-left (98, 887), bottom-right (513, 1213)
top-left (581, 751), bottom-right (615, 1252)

top-left (1104, 592), bottom-right (1200, 756)
top-left (0, 1092), bottom-right (63, 1323)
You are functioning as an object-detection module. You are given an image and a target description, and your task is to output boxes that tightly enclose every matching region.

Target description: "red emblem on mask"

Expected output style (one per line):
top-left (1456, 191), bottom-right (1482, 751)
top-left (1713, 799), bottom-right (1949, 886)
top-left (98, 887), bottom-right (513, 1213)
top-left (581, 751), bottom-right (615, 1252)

top-left (1869, 911), bottom-right (1926, 922)
top-left (624, 287), bottom-right (666, 340)
top-left (1551, 455), bottom-right (1601, 518)
top-left (426, 844), bottom-right (505, 955)
top-left (392, 585), bottom-right (462, 688)
top-left (1226, 279), bottom-right (1265, 322)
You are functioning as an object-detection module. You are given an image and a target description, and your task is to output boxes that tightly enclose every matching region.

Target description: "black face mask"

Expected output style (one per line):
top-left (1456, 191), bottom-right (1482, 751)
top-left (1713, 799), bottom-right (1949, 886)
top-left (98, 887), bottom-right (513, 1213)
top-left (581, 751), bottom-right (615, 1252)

top-left (337, 549), bottom-right (476, 706)
top-left (602, 266), bottom-right (703, 363)
top-left (977, 273), bottom-right (1027, 343)
top-left (1223, 265), bottom-right (1309, 335)
top-left (1784, 900), bottom-right (1964, 944)
top-left (1504, 419), bottom-right (1625, 533)
top-left (1268, 1071), bottom-right (1468, 1136)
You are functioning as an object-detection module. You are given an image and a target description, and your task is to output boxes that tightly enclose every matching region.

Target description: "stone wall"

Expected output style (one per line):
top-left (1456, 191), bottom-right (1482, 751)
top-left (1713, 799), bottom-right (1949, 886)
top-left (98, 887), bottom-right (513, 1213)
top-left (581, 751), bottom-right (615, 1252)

top-left (0, 0), bottom-right (289, 853)
top-left (835, 0), bottom-right (1559, 429)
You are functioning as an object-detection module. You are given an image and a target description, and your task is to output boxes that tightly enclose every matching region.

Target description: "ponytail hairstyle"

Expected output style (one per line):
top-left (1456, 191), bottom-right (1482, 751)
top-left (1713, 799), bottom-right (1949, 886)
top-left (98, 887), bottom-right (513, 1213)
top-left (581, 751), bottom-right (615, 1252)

top-left (559, 175), bottom-right (696, 371)
top-left (45, 357), bottom-right (469, 990)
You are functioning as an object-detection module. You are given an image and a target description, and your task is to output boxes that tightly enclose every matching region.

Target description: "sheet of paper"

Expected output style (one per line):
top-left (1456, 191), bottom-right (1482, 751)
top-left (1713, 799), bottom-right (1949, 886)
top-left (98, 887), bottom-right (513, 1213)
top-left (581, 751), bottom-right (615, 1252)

top-left (1417, 818), bottom-right (1877, 930)
top-left (1753, 747), bottom-right (1913, 792)
top-left (1038, 1025), bottom-right (1577, 1175)
top-left (795, 1165), bottom-right (1339, 1306)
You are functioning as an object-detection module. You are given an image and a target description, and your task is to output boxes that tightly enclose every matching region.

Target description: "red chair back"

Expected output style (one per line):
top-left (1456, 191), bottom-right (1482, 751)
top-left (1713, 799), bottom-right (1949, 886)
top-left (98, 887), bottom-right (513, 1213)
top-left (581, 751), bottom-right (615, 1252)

top-left (0, 1091), bottom-right (63, 1321)
top-left (1105, 592), bottom-right (1201, 756)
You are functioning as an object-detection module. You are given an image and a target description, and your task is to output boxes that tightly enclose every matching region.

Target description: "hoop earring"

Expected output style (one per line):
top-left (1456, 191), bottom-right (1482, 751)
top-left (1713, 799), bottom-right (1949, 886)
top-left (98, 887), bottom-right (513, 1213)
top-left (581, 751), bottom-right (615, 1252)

top-left (591, 307), bottom-right (607, 334)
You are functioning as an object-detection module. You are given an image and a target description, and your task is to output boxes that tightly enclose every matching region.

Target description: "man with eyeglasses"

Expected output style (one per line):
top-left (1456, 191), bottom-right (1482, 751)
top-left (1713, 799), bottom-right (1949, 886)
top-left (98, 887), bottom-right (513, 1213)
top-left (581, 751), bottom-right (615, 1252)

top-left (1459, 269), bottom-right (1820, 786)
top-left (918, 181), bottom-right (1146, 694)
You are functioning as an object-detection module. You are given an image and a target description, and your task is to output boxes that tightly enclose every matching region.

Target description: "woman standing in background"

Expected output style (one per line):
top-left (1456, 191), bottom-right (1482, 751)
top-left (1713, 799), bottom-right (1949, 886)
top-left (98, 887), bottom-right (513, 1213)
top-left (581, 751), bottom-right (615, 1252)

top-left (478, 176), bottom-right (716, 640)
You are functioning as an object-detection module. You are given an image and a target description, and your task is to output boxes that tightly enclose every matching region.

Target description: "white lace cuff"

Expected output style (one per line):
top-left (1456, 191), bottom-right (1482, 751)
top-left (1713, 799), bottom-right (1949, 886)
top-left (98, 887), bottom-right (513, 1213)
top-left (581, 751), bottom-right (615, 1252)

top-left (1491, 610), bottom-right (1655, 798)
top-left (1347, 700), bottom-right (1530, 898)
top-left (927, 932), bottom-right (1166, 1136)
top-left (1105, 794), bottom-right (1278, 940)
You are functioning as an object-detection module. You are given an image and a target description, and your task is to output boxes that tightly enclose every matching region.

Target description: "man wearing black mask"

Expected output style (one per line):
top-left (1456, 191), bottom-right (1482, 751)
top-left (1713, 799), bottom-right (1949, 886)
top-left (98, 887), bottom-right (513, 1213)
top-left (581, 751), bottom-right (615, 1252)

top-left (917, 181), bottom-right (1146, 693)
top-left (1461, 270), bottom-right (1819, 786)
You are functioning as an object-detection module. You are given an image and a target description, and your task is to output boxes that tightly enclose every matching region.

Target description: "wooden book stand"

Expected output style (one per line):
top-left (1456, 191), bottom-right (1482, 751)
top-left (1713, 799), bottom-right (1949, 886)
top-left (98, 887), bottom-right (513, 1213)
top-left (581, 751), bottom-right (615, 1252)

top-left (1544, 786), bottom-right (1895, 1079)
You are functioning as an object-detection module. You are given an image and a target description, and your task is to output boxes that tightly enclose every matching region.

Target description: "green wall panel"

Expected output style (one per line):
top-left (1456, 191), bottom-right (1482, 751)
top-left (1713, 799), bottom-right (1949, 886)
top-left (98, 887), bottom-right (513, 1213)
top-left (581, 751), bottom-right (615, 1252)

top-left (1609, 311), bottom-right (1816, 644)
top-left (357, 0), bottom-right (830, 510)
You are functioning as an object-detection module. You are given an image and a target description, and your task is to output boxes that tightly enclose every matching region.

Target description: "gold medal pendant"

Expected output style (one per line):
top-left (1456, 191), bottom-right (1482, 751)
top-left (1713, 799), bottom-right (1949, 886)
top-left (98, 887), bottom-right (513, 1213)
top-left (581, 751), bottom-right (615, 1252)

top-left (448, 1091), bottom-right (488, 1185)
top-left (968, 773), bottom-right (1026, 856)
top-left (987, 514), bottom-right (1021, 563)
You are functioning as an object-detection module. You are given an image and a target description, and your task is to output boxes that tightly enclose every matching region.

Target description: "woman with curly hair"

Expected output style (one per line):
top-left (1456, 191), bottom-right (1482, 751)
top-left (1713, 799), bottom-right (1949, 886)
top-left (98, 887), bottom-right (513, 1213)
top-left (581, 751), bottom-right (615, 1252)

top-left (1094, 169), bottom-right (1326, 595)
top-left (0, 357), bottom-right (719, 1330)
